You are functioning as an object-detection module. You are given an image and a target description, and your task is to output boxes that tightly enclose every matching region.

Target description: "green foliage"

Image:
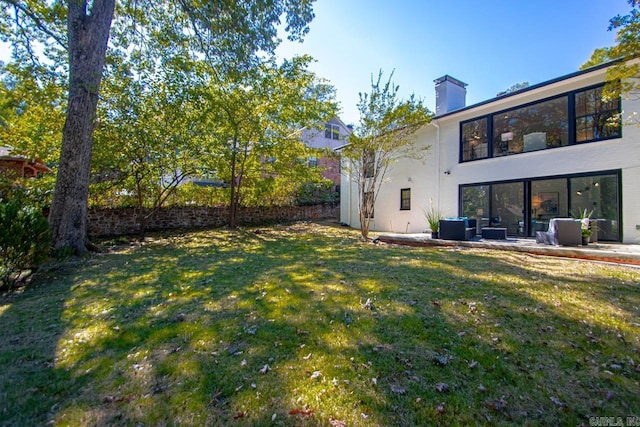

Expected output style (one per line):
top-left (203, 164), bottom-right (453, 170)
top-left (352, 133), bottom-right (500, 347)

top-left (582, 1), bottom-right (640, 98)
top-left (199, 55), bottom-right (337, 226)
top-left (580, 47), bottom-right (614, 70)
top-left (0, 64), bottom-right (64, 171)
top-left (0, 198), bottom-right (51, 290)
top-left (1, 0), bottom-right (320, 250)
top-left (342, 70), bottom-right (432, 239)
top-left (92, 56), bottom-right (204, 219)
top-left (295, 181), bottom-right (339, 206)
top-left (423, 206), bottom-right (443, 232)
top-left (571, 208), bottom-right (594, 238)
top-left (0, 174), bottom-right (55, 210)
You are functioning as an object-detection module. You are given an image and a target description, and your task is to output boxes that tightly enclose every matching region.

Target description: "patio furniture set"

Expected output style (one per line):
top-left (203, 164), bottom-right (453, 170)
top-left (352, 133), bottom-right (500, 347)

top-left (439, 218), bottom-right (507, 241)
top-left (438, 217), bottom-right (590, 246)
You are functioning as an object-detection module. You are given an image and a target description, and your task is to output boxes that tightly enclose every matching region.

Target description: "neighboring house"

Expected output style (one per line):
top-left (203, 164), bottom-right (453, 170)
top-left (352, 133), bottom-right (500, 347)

top-left (0, 146), bottom-right (50, 178)
top-left (189, 118), bottom-right (352, 192)
top-left (340, 61), bottom-right (640, 244)
top-left (300, 117), bottom-right (352, 192)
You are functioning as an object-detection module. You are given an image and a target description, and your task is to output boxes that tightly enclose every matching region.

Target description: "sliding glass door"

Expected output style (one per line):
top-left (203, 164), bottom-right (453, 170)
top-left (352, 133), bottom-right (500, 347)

top-left (530, 179), bottom-right (568, 237)
top-left (569, 174), bottom-right (619, 241)
top-left (492, 182), bottom-right (524, 236)
top-left (460, 171), bottom-right (621, 241)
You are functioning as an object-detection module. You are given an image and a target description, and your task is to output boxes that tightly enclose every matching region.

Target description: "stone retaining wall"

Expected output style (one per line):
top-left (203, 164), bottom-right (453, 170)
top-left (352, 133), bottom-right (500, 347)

top-left (86, 204), bottom-right (338, 237)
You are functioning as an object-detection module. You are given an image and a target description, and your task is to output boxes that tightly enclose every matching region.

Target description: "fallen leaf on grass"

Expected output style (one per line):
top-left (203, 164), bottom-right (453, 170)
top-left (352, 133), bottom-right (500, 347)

top-left (435, 383), bottom-right (449, 393)
top-left (289, 408), bottom-right (314, 416)
top-left (486, 397), bottom-right (508, 412)
top-left (433, 354), bottom-right (450, 366)
top-left (329, 418), bottom-right (346, 426)
top-left (436, 402), bottom-right (445, 415)
top-left (390, 385), bottom-right (406, 394)
top-left (310, 371), bottom-right (322, 379)
top-left (550, 396), bottom-right (565, 407)
top-left (259, 364), bottom-right (270, 374)
top-left (469, 360), bottom-right (478, 369)
top-left (103, 395), bottom-right (133, 403)
top-left (233, 411), bottom-right (247, 419)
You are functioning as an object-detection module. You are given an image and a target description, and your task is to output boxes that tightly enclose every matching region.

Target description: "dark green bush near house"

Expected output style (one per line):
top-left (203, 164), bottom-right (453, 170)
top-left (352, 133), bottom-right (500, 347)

top-left (0, 199), bottom-right (51, 290)
top-left (295, 181), bottom-right (339, 206)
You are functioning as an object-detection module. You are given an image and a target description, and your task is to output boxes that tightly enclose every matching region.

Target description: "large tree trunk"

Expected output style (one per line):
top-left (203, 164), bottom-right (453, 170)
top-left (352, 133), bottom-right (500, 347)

top-left (49, 0), bottom-right (115, 254)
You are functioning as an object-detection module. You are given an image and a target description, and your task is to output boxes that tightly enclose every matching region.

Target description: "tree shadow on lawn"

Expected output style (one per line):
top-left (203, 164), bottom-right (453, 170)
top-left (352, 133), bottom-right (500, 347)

top-left (1, 224), bottom-right (639, 425)
top-left (0, 260), bottom-right (85, 425)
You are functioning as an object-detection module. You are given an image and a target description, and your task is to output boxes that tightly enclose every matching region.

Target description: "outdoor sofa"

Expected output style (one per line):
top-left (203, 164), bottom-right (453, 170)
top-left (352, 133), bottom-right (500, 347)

top-left (439, 218), bottom-right (476, 241)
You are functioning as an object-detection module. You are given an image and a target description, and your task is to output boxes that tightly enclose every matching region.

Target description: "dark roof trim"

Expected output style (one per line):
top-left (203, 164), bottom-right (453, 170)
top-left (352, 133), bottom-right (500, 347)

top-left (434, 59), bottom-right (621, 120)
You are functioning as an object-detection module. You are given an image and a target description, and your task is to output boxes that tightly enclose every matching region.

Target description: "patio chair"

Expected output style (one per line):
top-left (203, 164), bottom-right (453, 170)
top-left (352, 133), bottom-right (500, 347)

top-left (439, 219), bottom-right (476, 241)
top-left (535, 218), bottom-right (581, 246)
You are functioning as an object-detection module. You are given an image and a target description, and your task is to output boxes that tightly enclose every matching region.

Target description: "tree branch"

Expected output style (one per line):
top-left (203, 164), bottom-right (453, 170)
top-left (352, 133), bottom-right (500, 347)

top-left (1, 0), bottom-right (68, 51)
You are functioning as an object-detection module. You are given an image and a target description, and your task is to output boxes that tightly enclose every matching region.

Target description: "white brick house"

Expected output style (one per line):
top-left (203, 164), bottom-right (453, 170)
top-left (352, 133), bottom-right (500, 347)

top-left (340, 62), bottom-right (640, 244)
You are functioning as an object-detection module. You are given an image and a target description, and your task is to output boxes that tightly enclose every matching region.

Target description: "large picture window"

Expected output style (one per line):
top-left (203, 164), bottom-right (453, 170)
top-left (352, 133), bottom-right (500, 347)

top-left (492, 96), bottom-right (568, 157)
top-left (460, 84), bottom-right (620, 162)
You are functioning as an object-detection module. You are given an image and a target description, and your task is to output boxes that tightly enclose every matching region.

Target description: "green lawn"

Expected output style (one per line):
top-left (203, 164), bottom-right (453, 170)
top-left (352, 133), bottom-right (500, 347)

top-left (1, 222), bottom-right (639, 426)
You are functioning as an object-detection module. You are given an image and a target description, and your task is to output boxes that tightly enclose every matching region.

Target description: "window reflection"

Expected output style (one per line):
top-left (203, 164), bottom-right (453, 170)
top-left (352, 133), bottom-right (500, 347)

top-left (461, 118), bottom-right (488, 161)
top-left (492, 97), bottom-right (568, 157)
top-left (575, 86), bottom-right (621, 143)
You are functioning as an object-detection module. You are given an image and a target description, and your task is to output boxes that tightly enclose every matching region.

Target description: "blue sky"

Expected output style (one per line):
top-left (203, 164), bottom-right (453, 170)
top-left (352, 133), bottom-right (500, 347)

top-left (276, 0), bottom-right (631, 125)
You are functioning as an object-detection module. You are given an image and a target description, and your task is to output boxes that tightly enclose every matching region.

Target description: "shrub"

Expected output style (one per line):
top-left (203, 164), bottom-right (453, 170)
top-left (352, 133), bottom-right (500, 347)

top-left (295, 181), bottom-right (339, 206)
top-left (0, 199), bottom-right (51, 290)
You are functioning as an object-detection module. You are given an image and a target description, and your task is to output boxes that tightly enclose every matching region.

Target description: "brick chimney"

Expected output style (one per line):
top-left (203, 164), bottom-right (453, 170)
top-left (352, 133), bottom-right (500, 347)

top-left (434, 75), bottom-right (467, 115)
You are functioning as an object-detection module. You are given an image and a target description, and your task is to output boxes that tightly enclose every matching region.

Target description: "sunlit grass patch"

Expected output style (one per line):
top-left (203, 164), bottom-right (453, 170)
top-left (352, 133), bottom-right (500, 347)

top-left (1, 222), bottom-right (639, 426)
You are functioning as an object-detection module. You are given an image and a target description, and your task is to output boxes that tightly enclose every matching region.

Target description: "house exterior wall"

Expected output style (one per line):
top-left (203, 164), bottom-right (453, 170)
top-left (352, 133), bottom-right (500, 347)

top-left (340, 64), bottom-right (640, 243)
top-left (301, 117), bottom-right (351, 151)
top-left (301, 117), bottom-right (351, 191)
top-left (340, 125), bottom-right (441, 233)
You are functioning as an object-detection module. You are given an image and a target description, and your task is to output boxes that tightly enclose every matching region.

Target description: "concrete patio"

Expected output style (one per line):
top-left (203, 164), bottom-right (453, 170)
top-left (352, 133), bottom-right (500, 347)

top-left (376, 233), bottom-right (640, 266)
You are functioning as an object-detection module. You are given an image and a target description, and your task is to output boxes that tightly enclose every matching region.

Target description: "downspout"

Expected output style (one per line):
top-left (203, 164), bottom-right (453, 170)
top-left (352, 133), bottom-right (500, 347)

top-left (347, 158), bottom-right (352, 226)
top-left (432, 121), bottom-right (441, 211)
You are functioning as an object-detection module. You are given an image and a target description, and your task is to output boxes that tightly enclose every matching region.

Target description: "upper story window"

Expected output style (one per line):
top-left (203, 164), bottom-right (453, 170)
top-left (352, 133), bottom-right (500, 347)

top-left (461, 117), bottom-right (488, 161)
top-left (575, 86), bottom-right (621, 143)
top-left (307, 156), bottom-right (318, 167)
top-left (364, 149), bottom-right (375, 178)
top-left (492, 96), bottom-right (568, 157)
top-left (460, 83), bottom-right (621, 163)
top-left (325, 123), bottom-right (340, 140)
